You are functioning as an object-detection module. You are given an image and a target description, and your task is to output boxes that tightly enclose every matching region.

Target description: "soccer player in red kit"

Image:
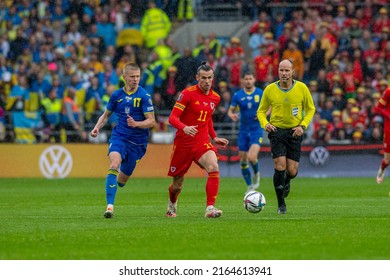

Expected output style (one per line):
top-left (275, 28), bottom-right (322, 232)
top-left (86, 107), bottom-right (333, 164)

top-left (166, 61), bottom-right (229, 218)
top-left (374, 80), bottom-right (390, 183)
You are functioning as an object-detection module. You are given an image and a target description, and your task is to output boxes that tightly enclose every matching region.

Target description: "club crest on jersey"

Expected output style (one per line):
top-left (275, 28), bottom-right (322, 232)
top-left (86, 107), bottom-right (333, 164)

top-left (210, 102), bottom-right (215, 110)
top-left (125, 96), bottom-right (132, 102)
top-left (170, 166), bottom-right (176, 173)
top-left (125, 107), bottom-right (130, 115)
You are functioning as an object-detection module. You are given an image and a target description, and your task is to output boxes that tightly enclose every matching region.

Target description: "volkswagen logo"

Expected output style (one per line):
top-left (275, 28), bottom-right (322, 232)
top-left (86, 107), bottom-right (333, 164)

top-left (39, 145), bottom-right (73, 178)
top-left (309, 146), bottom-right (330, 167)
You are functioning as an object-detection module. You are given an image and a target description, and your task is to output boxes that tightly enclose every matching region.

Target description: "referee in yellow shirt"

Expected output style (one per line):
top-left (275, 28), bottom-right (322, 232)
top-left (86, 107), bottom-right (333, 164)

top-left (257, 59), bottom-right (316, 214)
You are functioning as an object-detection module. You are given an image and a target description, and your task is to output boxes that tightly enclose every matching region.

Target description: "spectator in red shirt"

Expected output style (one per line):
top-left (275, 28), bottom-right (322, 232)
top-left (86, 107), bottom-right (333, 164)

top-left (327, 59), bottom-right (344, 90)
top-left (363, 41), bottom-right (380, 64)
top-left (361, 4), bottom-right (374, 29)
top-left (227, 37), bottom-right (245, 59)
top-left (350, 107), bottom-right (366, 129)
top-left (253, 45), bottom-right (273, 89)
top-left (249, 10), bottom-right (271, 35)
top-left (372, 7), bottom-right (390, 35)
top-left (161, 66), bottom-right (179, 110)
top-left (228, 53), bottom-right (249, 92)
top-left (331, 110), bottom-right (344, 130)
top-left (342, 62), bottom-right (357, 98)
top-left (351, 48), bottom-right (365, 85)
top-left (278, 22), bottom-right (292, 52)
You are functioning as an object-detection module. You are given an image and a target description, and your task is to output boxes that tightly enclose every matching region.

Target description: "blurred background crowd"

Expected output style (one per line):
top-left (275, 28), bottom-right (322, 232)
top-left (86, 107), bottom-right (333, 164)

top-left (0, 0), bottom-right (389, 145)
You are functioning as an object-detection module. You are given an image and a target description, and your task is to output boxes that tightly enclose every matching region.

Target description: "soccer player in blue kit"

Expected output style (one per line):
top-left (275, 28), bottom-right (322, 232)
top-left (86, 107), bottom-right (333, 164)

top-left (90, 63), bottom-right (156, 218)
top-left (228, 72), bottom-right (264, 193)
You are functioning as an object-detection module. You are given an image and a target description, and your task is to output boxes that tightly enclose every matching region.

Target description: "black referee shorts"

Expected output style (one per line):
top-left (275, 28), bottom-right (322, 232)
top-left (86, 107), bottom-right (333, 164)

top-left (268, 127), bottom-right (303, 162)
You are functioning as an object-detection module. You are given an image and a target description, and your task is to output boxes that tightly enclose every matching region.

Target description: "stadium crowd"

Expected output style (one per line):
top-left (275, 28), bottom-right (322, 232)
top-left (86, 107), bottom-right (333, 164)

top-left (0, 0), bottom-right (389, 145)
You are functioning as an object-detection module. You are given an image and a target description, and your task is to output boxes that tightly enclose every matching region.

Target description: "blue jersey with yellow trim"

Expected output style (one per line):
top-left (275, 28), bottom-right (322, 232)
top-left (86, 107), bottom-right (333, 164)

top-left (230, 87), bottom-right (263, 132)
top-left (106, 86), bottom-right (154, 145)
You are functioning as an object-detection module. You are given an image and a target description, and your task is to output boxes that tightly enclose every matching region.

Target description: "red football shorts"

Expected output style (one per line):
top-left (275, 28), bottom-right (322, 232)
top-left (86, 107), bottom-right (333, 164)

top-left (168, 142), bottom-right (217, 177)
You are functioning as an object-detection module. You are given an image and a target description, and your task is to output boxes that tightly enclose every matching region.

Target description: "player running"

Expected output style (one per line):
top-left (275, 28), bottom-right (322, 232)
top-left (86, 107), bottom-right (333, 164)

top-left (90, 63), bottom-right (155, 218)
top-left (228, 72), bottom-right (264, 193)
top-left (165, 61), bottom-right (229, 218)
top-left (374, 80), bottom-right (390, 184)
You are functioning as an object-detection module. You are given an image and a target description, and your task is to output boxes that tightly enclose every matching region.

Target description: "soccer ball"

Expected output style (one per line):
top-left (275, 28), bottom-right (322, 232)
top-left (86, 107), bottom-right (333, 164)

top-left (243, 191), bottom-right (266, 213)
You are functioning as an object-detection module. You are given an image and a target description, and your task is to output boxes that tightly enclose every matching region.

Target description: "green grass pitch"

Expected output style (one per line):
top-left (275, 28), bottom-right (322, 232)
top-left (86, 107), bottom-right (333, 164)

top-left (0, 177), bottom-right (389, 260)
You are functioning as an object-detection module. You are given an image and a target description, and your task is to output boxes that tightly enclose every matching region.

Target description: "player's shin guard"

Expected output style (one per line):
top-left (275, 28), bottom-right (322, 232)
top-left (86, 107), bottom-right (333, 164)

top-left (168, 184), bottom-right (181, 203)
top-left (240, 161), bottom-right (252, 186)
top-left (273, 169), bottom-right (286, 206)
top-left (105, 168), bottom-right (118, 205)
top-left (206, 171), bottom-right (219, 206)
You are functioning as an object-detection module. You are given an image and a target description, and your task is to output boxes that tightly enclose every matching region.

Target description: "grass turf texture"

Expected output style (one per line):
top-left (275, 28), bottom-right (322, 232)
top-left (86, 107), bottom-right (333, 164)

top-left (0, 177), bottom-right (389, 260)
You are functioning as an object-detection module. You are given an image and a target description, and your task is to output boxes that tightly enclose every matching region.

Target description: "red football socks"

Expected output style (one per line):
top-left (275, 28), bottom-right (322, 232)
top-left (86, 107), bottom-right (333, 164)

top-left (206, 171), bottom-right (219, 206)
top-left (168, 184), bottom-right (181, 203)
top-left (381, 159), bottom-right (389, 171)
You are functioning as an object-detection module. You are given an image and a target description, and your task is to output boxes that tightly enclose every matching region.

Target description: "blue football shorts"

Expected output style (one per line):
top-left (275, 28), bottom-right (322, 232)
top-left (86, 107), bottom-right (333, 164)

top-left (237, 130), bottom-right (263, 152)
top-left (108, 135), bottom-right (147, 176)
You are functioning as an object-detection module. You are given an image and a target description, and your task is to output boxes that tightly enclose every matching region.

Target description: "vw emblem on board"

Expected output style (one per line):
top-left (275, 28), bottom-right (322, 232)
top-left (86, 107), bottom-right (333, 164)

top-left (309, 146), bottom-right (330, 167)
top-left (39, 145), bottom-right (73, 178)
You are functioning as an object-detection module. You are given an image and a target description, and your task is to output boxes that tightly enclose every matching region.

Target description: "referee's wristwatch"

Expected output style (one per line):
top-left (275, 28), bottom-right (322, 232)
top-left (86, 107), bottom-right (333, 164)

top-left (300, 125), bottom-right (306, 130)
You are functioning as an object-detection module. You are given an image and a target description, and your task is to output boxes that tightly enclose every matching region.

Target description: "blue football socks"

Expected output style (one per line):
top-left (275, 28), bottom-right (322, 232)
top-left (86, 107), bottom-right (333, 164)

top-left (105, 168), bottom-right (119, 205)
top-left (240, 161), bottom-right (252, 186)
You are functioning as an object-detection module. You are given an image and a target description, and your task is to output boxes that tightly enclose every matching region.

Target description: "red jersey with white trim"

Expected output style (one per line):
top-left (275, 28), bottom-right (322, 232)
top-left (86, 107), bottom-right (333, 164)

top-left (169, 84), bottom-right (220, 147)
top-left (375, 86), bottom-right (390, 133)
